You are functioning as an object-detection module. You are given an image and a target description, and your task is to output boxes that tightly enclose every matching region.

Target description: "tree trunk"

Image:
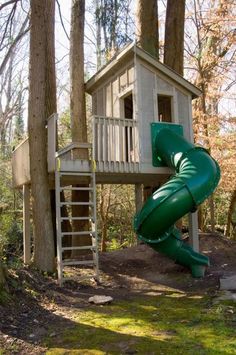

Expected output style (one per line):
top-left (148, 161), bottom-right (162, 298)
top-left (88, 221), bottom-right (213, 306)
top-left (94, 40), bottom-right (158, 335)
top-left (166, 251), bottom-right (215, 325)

top-left (100, 184), bottom-right (111, 252)
top-left (164, 0), bottom-right (185, 75)
top-left (135, 0), bottom-right (159, 59)
top-left (70, 0), bottom-right (87, 145)
top-left (70, 0), bottom-right (90, 254)
top-left (208, 195), bottom-right (215, 232)
top-left (101, 226), bottom-right (108, 252)
top-left (44, 0), bottom-right (57, 243)
top-left (45, 0), bottom-right (57, 120)
top-left (226, 189), bottom-right (236, 238)
top-left (28, 0), bottom-right (55, 272)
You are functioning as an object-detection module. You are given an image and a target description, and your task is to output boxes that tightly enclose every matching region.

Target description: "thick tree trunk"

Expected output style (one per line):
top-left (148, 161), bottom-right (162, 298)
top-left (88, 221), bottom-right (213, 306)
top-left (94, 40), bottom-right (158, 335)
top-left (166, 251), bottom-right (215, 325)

top-left (44, 0), bottom-right (57, 240)
top-left (70, 0), bottom-right (87, 145)
top-left (45, 1), bottom-right (57, 120)
top-left (70, 0), bottom-right (90, 254)
top-left (28, 0), bottom-right (55, 272)
top-left (164, 0), bottom-right (185, 75)
top-left (135, 0), bottom-right (159, 59)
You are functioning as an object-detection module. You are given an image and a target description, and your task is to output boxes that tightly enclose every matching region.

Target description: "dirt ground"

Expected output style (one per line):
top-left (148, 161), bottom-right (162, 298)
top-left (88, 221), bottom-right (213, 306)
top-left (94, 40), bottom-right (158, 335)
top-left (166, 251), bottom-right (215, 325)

top-left (1, 233), bottom-right (236, 354)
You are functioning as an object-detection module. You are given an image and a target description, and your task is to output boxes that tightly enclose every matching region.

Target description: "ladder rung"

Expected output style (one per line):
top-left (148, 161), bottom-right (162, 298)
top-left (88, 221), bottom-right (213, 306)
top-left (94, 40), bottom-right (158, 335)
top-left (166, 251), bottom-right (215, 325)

top-left (60, 202), bottom-right (94, 206)
top-left (62, 260), bottom-right (94, 266)
top-left (62, 246), bottom-right (95, 251)
top-left (60, 187), bottom-right (93, 191)
top-left (61, 231), bottom-right (95, 236)
top-left (61, 217), bottom-right (93, 221)
top-left (60, 172), bottom-right (92, 176)
top-left (62, 274), bottom-right (97, 283)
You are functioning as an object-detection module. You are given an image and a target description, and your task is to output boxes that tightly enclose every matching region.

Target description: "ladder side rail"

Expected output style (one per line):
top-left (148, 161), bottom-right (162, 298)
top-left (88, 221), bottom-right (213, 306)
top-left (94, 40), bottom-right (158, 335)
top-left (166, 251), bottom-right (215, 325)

top-left (55, 170), bottom-right (63, 286)
top-left (91, 141), bottom-right (100, 281)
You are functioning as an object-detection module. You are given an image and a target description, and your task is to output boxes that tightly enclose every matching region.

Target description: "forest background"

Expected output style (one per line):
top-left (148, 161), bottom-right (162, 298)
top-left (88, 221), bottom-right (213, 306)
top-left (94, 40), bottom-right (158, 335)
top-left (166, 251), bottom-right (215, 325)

top-left (0, 0), bottom-right (235, 271)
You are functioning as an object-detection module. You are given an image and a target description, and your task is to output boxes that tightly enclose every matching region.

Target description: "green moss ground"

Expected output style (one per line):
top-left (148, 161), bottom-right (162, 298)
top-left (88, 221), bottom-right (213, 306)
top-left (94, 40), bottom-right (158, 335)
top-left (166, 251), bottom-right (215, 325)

top-left (45, 291), bottom-right (236, 355)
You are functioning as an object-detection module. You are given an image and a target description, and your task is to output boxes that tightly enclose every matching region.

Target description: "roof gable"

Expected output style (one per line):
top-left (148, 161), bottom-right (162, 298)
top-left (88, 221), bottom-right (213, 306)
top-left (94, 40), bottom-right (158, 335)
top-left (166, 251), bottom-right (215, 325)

top-left (85, 43), bottom-right (201, 99)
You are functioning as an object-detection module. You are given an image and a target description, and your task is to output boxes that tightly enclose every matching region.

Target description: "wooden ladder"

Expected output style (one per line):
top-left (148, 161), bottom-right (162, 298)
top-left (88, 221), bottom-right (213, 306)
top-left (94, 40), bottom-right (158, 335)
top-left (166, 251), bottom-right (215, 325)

top-left (55, 165), bottom-right (99, 286)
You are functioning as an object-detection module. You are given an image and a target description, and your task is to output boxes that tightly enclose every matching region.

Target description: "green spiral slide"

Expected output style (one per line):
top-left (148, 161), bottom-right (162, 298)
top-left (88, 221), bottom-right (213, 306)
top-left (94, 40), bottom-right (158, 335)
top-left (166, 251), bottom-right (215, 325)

top-left (134, 125), bottom-right (221, 277)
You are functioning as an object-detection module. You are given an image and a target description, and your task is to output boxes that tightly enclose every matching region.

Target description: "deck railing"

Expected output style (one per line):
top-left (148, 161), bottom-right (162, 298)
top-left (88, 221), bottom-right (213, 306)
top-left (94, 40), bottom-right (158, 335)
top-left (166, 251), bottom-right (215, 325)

top-left (12, 113), bottom-right (57, 188)
top-left (12, 114), bottom-right (141, 188)
top-left (92, 115), bottom-right (140, 173)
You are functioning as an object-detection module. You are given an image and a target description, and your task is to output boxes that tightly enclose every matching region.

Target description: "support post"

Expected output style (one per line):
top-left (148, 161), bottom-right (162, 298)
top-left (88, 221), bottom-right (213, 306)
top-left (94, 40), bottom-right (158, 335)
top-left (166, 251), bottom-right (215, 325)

top-left (135, 184), bottom-right (143, 213)
top-left (135, 184), bottom-right (143, 244)
top-left (23, 184), bottom-right (31, 264)
top-left (188, 211), bottom-right (199, 252)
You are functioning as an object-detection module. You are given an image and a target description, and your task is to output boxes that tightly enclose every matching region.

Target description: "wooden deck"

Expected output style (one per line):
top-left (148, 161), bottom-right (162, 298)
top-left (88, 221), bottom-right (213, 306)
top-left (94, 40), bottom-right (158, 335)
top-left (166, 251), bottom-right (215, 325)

top-left (12, 114), bottom-right (172, 188)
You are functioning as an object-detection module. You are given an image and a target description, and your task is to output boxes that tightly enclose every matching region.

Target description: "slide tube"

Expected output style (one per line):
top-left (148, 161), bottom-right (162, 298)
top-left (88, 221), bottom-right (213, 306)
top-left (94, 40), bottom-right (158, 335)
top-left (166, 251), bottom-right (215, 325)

top-left (134, 128), bottom-right (220, 277)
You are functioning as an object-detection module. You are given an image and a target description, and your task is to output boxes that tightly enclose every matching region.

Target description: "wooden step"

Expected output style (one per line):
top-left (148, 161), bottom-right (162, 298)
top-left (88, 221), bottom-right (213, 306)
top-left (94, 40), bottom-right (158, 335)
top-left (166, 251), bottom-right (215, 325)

top-left (62, 246), bottom-right (95, 251)
top-left (60, 172), bottom-right (93, 177)
top-left (62, 260), bottom-right (94, 266)
top-left (60, 187), bottom-right (93, 191)
top-left (60, 217), bottom-right (93, 221)
top-left (60, 202), bottom-right (94, 206)
top-left (61, 231), bottom-right (95, 236)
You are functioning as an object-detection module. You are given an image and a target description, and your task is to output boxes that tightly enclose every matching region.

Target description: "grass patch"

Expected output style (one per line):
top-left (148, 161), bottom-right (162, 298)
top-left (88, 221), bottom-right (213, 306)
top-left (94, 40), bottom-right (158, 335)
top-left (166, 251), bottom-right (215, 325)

top-left (46, 291), bottom-right (236, 355)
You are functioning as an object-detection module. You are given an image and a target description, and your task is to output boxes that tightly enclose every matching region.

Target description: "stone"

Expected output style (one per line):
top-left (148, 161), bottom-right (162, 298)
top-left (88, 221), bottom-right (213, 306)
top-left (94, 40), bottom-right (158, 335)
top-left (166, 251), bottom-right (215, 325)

top-left (220, 275), bottom-right (236, 291)
top-left (88, 295), bottom-right (113, 305)
top-left (214, 291), bottom-right (236, 303)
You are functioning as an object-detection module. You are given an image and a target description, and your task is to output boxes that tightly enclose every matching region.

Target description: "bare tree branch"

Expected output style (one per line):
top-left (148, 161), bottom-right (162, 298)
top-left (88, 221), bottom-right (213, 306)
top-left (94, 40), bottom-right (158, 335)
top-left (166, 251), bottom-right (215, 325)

top-left (55, 0), bottom-right (70, 41)
top-left (0, 0), bottom-right (20, 12)
top-left (0, 14), bottom-right (29, 76)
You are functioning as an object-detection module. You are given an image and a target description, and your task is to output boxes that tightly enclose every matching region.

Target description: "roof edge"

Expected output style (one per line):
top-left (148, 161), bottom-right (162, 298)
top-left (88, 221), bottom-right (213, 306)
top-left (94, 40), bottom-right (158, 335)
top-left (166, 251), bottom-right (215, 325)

top-left (85, 43), bottom-right (201, 98)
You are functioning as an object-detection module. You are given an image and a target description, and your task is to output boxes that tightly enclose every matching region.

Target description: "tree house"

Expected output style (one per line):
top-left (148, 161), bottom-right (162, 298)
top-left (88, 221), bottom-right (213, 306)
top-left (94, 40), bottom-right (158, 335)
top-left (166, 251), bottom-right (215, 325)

top-left (12, 43), bottom-right (202, 284)
top-left (85, 43), bottom-right (201, 185)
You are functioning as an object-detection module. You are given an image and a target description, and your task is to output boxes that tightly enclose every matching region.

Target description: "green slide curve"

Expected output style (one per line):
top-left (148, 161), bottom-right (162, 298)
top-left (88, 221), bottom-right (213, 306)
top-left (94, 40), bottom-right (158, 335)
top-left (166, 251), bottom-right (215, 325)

top-left (134, 128), bottom-right (221, 277)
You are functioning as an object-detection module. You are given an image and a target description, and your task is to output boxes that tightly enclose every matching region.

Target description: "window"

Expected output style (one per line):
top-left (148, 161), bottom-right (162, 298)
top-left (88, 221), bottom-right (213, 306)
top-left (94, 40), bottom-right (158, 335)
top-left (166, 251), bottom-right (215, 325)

top-left (158, 95), bottom-right (172, 122)
top-left (120, 93), bottom-right (134, 161)
top-left (124, 94), bottom-right (133, 119)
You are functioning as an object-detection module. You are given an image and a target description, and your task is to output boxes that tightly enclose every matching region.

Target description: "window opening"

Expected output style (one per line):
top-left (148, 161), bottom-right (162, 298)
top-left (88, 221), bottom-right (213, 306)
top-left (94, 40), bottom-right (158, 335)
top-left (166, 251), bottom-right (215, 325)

top-left (124, 94), bottom-right (133, 119)
top-left (158, 95), bottom-right (172, 122)
top-left (124, 94), bottom-right (133, 161)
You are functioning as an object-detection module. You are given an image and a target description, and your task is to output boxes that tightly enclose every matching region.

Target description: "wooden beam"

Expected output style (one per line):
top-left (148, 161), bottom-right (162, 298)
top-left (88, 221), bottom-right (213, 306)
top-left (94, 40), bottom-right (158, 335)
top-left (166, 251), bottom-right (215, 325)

top-left (23, 184), bottom-right (31, 264)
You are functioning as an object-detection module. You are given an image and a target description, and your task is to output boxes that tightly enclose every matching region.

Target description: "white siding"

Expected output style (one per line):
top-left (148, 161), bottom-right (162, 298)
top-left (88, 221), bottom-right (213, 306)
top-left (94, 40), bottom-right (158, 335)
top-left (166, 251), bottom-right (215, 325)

top-left (156, 76), bottom-right (173, 93)
top-left (112, 78), bottom-right (120, 117)
top-left (92, 93), bottom-right (97, 115)
top-left (97, 89), bottom-right (104, 116)
top-left (176, 89), bottom-right (191, 140)
top-left (139, 64), bottom-right (156, 164)
top-left (119, 70), bottom-right (128, 92)
top-left (128, 66), bottom-right (134, 85)
top-left (105, 83), bottom-right (112, 116)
